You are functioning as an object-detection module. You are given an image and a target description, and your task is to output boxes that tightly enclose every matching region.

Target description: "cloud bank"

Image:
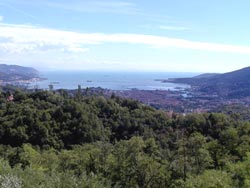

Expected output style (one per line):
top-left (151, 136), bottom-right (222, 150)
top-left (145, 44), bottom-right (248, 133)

top-left (1, 23), bottom-right (250, 55)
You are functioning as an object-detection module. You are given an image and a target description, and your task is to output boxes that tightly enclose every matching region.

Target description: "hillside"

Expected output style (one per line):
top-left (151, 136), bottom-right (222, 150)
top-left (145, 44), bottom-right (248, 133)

top-left (168, 67), bottom-right (250, 98)
top-left (0, 64), bottom-right (40, 82)
top-left (0, 90), bottom-right (249, 187)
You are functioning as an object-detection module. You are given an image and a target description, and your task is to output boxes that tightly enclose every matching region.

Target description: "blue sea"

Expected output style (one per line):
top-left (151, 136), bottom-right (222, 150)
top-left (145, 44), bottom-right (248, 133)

top-left (29, 71), bottom-right (199, 91)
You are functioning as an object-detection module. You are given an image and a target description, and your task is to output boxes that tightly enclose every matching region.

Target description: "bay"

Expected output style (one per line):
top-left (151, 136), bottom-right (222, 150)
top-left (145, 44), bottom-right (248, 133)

top-left (29, 71), bottom-right (199, 91)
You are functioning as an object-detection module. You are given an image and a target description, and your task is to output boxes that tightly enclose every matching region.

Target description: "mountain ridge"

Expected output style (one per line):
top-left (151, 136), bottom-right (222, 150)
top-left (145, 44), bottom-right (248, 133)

top-left (0, 64), bottom-right (41, 82)
top-left (167, 66), bottom-right (250, 98)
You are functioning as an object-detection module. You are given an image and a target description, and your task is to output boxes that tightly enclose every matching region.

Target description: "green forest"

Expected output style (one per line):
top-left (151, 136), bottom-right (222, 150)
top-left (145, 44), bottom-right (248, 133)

top-left (0, 89), bottom-right (250, 187)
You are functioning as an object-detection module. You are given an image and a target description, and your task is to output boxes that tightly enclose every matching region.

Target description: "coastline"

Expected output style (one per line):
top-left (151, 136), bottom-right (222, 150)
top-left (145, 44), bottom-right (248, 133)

top-left (0, 77), bottom-right (47, 85)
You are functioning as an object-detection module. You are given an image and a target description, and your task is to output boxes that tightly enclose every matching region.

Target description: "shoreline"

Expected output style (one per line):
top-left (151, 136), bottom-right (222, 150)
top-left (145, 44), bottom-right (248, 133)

top-left (0, 77), bottom-right (47, 85)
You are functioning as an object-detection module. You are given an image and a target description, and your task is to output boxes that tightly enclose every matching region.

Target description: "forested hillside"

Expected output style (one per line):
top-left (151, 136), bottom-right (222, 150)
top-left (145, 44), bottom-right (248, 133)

top-left (0, 89), bottom-right (250, 187)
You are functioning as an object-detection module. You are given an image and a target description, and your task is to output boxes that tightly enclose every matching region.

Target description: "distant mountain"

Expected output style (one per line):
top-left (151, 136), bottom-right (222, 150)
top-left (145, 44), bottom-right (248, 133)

top-left (168, 67), bottom-right (250, 98)
top-left (0, 64), bottom-right (40, 82)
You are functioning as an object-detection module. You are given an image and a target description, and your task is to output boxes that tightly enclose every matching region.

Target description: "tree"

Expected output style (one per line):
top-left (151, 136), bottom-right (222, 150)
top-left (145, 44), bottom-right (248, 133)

top-left (185, 170), bottom-right (233, 188)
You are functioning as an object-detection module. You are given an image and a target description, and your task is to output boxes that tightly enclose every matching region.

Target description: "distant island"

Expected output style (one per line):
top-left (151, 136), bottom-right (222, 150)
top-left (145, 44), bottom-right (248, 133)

top-left (0, 64), bottom-right (43, 84)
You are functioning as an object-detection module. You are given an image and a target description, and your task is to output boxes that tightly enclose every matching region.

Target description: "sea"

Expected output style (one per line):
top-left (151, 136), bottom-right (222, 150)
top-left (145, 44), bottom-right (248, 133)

top-left (28, 71), bottom-right (199, 91)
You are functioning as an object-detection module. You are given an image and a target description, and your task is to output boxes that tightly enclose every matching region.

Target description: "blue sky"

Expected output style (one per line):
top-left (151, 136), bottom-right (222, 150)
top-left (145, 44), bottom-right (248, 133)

top-left (0, 0), bottom-right (250, 72)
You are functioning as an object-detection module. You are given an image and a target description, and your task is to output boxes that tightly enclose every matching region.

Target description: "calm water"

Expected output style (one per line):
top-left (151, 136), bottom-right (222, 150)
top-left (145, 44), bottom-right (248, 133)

top-left (29, 71), bottom-right (199, 91)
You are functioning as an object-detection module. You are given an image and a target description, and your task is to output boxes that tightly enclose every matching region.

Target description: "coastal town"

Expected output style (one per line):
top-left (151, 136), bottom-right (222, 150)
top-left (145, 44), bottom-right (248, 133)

top-left (2, 80), bottom-right (250, 115)
top-left (65, 86), bottom-right (250, 114)
top-left (111, 88), bottom-right (250, 113)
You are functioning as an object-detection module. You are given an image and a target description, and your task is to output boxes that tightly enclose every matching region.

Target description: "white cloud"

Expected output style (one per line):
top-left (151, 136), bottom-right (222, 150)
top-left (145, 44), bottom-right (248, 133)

top-left (1, 23), bottom-right (250, 55)
top-left (0, 24), bottom-right (91, 54)
top-left (159, 25), bottom-right (189, 31)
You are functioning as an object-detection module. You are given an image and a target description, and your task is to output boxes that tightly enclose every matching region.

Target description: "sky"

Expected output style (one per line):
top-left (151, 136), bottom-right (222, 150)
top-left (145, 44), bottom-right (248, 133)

top-left (0, 0), bottom-right (250, 73)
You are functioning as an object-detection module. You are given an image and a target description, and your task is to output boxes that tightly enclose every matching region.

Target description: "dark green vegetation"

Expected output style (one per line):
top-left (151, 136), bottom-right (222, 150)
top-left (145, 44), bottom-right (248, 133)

top-left (0, 89), bottom-right (250, 187)
top-left (217, 104), bottom-right (250, 121)
top-left (0, 64), bottom-right (40, 82)
top-left (167, 66), bottom-right (250, 98)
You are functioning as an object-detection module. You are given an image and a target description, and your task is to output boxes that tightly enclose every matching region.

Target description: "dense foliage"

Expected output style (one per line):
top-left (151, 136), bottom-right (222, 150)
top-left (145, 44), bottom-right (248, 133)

top-left (0, 89), bottom-right (250, 187)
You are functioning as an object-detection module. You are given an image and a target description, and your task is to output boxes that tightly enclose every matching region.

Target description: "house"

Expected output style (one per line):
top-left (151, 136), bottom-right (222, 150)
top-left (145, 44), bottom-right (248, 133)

top-left (7, 94), bottom-right (14, 102)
